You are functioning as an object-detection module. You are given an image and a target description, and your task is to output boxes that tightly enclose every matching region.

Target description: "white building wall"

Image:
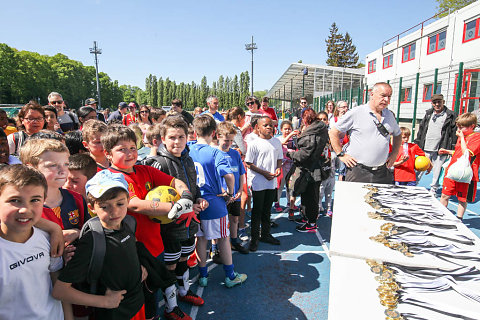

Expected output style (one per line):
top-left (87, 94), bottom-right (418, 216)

top-left (364, 1), bottom-right (480, 120)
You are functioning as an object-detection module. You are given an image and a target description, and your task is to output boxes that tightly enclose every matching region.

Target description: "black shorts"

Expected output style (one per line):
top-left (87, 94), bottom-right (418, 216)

top-left (227, 200), bottom-right (241, 217)
top-left (163, 236), bottom-right (196, 265)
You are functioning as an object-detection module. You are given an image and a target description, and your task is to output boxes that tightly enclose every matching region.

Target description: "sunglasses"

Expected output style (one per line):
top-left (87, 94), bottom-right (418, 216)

top-left (50, 100), bottom-right (63, 105)
top-left (246, 102), bottom-right (255, 106)
top-left (140, 110), bottom-right (150, 114)
top-left (300, 101), bottom-right (307, 104)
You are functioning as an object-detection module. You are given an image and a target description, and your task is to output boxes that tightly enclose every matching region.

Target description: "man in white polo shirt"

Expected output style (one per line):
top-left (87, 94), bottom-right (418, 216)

top-left (329, 82), bottom-right (402, 184)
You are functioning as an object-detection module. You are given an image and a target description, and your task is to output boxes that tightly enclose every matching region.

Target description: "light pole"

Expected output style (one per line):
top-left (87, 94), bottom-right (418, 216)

top-left (245, 36), bottom-right (257, 96)
top-left (89, 41), bottom-right (102, 109)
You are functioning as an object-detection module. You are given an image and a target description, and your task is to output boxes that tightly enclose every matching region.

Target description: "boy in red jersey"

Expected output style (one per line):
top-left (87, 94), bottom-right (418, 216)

top-left (439, 113), bottom-right (480, 220)
top-left (393, 127), bottom-right (426, 186)
top-left (102, 124), bottom-right (193, 320)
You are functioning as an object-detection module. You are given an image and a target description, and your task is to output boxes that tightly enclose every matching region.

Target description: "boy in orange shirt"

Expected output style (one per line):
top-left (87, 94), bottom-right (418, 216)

top-left (439, 112), bottom-right (480, 220)
top-left (393, 127), bottom-right (426, 186)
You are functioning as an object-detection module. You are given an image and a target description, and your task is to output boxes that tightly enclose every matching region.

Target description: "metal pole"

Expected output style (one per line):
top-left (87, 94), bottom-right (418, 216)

top-left (290, 78), bottom-right (293, 115)
top-left (433, 68), bottom-right (439, 94)
top-left (364, 85), bottom-right (368, 104)
top-left (396, 77), bottom-right (403, 124)
top-left (302, 74), bottom-right (305, 96)
top-left (412, 73), bottom-right (420, 139)
top-left (90, 41), bottom-right (102, 109)
top-left (454, 62), bottom-right (464, 114)
top-left (245, 36), bottom-right (257, 96)
top-left (283, 84), bottom-right (286, 119)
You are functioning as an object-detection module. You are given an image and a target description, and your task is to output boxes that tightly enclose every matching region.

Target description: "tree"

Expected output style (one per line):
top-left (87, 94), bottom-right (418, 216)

top-left (157, 77), bottom-right (164, 106)
top-left (436, 0), bottom-right (476, 17)
top-left (325, 22), bottom-right (344, 67)
top-left (339, 32), bottom-right (359, 68)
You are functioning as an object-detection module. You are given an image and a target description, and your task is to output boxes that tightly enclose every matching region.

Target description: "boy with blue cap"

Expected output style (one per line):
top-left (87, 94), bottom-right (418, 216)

top-left (53, 170), bottom-right (192, 320)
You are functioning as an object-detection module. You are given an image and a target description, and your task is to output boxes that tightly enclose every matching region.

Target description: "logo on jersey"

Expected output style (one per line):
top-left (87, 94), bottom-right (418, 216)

top-left (145, 181), bottom-right (152, 192)
top-left (68, 210), bottom-right (79, 225)
top-left (9, 252), bottom-right (45, 270)
top-left (128, 183), bottom-right (135, 193)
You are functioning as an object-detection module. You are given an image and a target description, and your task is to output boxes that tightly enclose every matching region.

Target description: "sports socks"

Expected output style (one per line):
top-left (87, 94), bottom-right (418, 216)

top-left (223, 263), bottom-right (235, 280)
top-left (163, 284), bottom-right (178, 313)
top-left (175, 260), bottom-right (189, 296)
top-left (199, 266), bottom-right (208, 278)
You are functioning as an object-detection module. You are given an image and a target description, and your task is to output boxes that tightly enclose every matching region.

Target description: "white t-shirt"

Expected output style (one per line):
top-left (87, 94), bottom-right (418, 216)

top-left (245, 136), bottom-right (283, 191)
top-left (0, 227), bottom-right (64, 320)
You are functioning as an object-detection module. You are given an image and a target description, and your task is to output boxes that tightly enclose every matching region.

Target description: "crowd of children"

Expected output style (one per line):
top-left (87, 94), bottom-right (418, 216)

top-left (0, 93), bottom-right (478, 319)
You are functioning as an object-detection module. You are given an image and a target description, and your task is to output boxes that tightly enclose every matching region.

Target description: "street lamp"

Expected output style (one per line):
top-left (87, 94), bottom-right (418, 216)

top-left (89, 41), bottom-right (102, 109)
top-left (245, 36), bottom-right (257, 96)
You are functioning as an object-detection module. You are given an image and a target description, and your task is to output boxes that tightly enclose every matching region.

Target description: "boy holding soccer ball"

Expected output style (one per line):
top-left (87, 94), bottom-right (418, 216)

top-left (102, 124), bottom-right (193, 320)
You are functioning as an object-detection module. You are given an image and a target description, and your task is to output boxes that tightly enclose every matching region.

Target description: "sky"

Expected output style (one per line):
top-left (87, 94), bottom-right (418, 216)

top-left (0, 0), bottom-right (440, 92)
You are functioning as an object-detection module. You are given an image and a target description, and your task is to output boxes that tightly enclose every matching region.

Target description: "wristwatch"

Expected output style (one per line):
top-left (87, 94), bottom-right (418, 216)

top-left (337, 151), bottom-right (345, 157)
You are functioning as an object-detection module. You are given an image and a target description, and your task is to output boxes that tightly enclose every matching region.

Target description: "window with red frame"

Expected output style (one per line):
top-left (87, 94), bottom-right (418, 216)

top-left (422, 83), bottom-right (442, 102)
top-left (400, 87), bottom-right (412, 103)
top-left (463, 18), bottom-right (480, 43)
top-left (427, 31), bottom-right (446, 54)
top-left (368, 59), bottom-right (376, 74)
top-left (402, 43), bottom-right (416, 63)
top-left (383, 54), bottom-right (393, 69)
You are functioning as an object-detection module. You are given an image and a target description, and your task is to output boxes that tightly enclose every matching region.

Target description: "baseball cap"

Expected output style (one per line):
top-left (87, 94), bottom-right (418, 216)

top-left (432, 94), bottom-right (444, 101)
top-left (85, 98), bottom-right (97, 105)
top-left (86, 170), bottom-right (129, 198)
top-left (118, 102), bottom-right (128, 109)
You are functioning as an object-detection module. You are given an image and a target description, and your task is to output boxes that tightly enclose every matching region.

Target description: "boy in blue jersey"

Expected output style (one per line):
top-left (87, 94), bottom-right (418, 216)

top-left (216, 122), bottom-right (249, 254)
top-left (189, 115), bottom-right (248, 288)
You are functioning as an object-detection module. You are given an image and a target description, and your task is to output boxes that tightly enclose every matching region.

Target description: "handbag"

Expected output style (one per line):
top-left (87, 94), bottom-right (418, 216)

top-left (287, 165), bottom-right (312, 196)
top-left (446, 152), bottom-right (474, 183)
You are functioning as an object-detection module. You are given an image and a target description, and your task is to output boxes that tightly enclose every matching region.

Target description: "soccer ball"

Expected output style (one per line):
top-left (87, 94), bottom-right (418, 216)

top-left (415, 156), bottom-right (431, 171)
top-left (146, 186), bottom-right (180, 224)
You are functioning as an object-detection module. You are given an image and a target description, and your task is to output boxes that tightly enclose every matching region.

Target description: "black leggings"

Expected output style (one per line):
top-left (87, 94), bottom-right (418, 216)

top-left (251, 189), bottom-right (277, 240)
top-left (301, 180), bottom-right (321, 223)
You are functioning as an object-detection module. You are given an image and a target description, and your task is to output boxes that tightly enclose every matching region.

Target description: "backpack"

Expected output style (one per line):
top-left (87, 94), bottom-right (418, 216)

top-left (11, 131), bottom-right (27, 156)
top-left (67, 112), bottom-right (79, 131)
top-left (79, 215), bottom-right (136, 294)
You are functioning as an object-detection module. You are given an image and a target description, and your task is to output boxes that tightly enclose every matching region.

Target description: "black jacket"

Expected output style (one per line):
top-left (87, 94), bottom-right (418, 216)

top-left (142, 144), bottom-right (200, 240)
top-left (414, 108), bottom-right (457, 151)
top-left (289, 120), bottom-right (328, 182)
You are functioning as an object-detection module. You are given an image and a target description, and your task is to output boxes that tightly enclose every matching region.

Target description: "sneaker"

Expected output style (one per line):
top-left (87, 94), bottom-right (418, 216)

top-left (296, 222), bottom-right (318, 233)
top-left (232, 242), bottom-right (249, 254)
top-left (179, 289), bottom-right (204, 306)
top-left (225, 272), bottom-right (247, 288)
top-left (326, 210), bottom-right (333, 218)
top-left (295, 216), bottom-right (308, 225)
top-left (249, 239), bottom-right (258, 252)
top-left (259, 234), bottom-right (280, 245)
top-left (292, 205), bottom-right (299, 211)
top-left (187, 253), bottom-right (197, 268)
top-left (238, 228), bottom-right (249, 241)
top-left (274, 203), bottom-right (283, 213)
top-left (198, 276), bottom-right (208, 287)
top-left (288, 209), bottom-right (295, 221)
top-left (164, 306), bottom-right (192, 320)
top-left (211, 252), bottom-right (222, 265)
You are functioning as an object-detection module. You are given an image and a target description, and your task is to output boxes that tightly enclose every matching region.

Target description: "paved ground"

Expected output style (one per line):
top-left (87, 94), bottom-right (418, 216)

top-left (158, 171), bottom-right (480, 320)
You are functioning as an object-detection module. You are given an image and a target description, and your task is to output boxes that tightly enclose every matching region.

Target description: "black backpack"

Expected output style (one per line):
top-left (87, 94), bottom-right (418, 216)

top-left (79, 215), bottom-right (136, 294)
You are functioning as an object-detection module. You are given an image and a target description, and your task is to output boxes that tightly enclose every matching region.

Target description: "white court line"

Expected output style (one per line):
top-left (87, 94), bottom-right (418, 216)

top-left (255, 250), bottom-right (325, 254)
top-left (316, 229), bottom-right (330, 261)
top-left (190, 262), bottom-right (218, 320)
